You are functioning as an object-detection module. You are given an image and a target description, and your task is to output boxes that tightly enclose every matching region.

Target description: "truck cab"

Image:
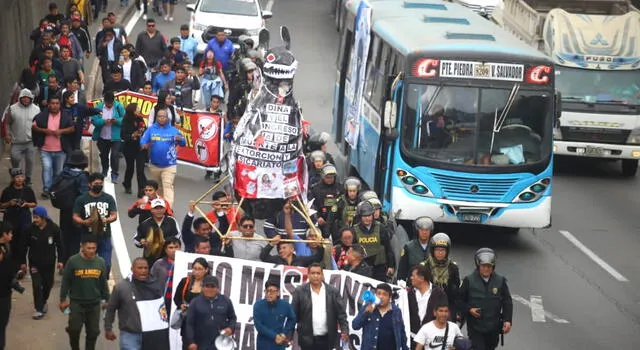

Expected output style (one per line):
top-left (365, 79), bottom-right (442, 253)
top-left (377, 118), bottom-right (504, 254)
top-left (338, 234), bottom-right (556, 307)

top-left (497, 0), bottom-right (640, 176)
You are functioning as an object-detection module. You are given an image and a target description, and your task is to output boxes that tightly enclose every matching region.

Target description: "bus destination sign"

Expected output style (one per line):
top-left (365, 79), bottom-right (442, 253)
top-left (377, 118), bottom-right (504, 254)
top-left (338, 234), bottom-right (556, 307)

top-left (439, 60), bottom-right (524, 81)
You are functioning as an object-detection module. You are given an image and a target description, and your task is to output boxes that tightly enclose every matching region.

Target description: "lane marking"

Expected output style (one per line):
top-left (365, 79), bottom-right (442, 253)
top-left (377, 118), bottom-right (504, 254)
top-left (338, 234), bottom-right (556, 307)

top-left (104, 176), bottom-right (133, 281)
top-left (512, 294), bottom-right (570, 324)
top-left (266, 0), bottom-right (275, 11)
top-left (559, 230), bottom-right (629, 282)
top-left (125, 8), bottom-right (144, 38)
top-left (530, 295), bottom-right (546, 323)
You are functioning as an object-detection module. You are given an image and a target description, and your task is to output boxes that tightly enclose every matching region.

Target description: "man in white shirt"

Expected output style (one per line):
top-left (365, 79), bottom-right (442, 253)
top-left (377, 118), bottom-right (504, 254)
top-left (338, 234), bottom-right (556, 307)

top-left (291, 263), bottom-right (349, 350)
top-left (408, 265), bottom-right (448, 349)
top-left (415, 304), bottom-right (463, 350)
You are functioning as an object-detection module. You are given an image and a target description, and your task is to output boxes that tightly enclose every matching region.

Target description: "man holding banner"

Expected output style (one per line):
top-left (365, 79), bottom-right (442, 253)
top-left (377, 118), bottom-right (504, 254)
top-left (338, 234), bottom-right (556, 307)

top-left (291, 262), bottom-right (349, 350)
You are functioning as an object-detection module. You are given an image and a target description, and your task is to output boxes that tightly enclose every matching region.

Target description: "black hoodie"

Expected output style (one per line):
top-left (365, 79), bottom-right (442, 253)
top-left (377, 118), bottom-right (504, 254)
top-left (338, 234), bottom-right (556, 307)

top-left (26, 219), bottom-right (65, 268)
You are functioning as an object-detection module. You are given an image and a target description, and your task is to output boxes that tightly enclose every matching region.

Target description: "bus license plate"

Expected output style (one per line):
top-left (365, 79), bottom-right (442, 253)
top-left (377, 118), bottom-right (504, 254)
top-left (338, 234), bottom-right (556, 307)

top-left (585, 146), bottom-right (604, 155)
top-left (461, 213), bottom-right (482, 223)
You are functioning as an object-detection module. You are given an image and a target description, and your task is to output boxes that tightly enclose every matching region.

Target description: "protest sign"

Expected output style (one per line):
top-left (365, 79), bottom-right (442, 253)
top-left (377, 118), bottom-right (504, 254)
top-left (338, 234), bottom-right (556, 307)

top-left (86, 91), bottom-right (223, 170)
top-left (170, 251), bottom-right (411, 350)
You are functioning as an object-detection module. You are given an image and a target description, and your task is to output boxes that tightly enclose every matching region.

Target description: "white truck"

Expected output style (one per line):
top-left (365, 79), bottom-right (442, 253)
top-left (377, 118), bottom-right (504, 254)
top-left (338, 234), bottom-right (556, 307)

top-left (495, 0), bottom-right (640, 176)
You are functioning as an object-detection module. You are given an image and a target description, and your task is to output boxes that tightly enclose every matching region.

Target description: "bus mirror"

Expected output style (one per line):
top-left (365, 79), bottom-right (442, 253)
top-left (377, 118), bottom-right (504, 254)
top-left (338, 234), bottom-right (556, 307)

top-left (555, 92), bottom-right (562, 119)
top-left (384, 100), bottom-right (397, 129)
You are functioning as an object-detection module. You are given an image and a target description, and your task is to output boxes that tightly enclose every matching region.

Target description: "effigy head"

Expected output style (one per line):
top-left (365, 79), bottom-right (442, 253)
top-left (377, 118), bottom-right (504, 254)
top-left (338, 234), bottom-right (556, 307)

top-left (257, 26), bottom-right (297, 94)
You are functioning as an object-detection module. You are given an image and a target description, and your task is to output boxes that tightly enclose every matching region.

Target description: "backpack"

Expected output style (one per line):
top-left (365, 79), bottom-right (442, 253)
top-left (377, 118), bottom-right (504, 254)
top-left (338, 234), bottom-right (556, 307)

top-left (50, 172), bottom-right (84, 209)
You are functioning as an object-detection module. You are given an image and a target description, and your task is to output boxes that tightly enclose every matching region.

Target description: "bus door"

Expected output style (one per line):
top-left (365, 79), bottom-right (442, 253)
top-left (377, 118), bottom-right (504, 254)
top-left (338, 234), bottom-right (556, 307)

top-left (332, 26), bottom-right (353, 154)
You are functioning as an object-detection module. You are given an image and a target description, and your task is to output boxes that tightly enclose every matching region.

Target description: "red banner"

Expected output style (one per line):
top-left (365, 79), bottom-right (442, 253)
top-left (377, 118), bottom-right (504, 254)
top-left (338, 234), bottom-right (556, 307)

top-left (86, 91), bottom-right (223, 170)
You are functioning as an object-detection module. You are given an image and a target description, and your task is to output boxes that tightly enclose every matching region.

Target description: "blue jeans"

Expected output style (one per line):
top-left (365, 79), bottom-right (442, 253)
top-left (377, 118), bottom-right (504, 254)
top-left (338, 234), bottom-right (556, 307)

top-left (40, 150), bottom-right (66, 191)
top-left (97, 236), bottom-right (113, 277)
top-left (120, 330), bottom-right (142, 350)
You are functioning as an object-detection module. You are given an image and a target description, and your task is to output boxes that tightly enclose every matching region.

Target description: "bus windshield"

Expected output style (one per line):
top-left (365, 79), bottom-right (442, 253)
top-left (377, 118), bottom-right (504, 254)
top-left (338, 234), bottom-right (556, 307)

top-left (402, 83), bottom-right (552, 167)
top-left (556, 66), bottom-right (640, 107)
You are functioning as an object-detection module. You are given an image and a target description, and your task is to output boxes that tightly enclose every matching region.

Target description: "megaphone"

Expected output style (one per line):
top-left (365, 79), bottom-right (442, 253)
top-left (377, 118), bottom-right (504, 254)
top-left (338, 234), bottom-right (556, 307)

top-left (214, 331), bottom-right (236, 350)
top-left (362, 289), bottom-right (381, 306)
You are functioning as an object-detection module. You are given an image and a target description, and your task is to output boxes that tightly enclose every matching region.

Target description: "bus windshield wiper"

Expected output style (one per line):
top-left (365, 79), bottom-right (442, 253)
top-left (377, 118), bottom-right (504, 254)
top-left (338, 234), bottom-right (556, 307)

top-left (489, 84), bottom-right (520, 154)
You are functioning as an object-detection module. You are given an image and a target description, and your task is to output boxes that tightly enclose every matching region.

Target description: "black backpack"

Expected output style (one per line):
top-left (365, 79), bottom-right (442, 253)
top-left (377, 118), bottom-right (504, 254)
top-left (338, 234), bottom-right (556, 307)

top-left (50, 172), bottom-right (84, 209)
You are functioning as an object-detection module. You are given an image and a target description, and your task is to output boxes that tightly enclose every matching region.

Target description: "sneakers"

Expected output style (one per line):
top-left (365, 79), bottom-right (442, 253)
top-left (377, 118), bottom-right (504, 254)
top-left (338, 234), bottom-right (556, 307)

top-left (32, 311), bottom-right (44, 320)
top-left (169, 17), bottom-right (174, 22)
top-left (164, 15), bottom-right (169, 21)
top-left (111, 174), bottom-right (119, 184)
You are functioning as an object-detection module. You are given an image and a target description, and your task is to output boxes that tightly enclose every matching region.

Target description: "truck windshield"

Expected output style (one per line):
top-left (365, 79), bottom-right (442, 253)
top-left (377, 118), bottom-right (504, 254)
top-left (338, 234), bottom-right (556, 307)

top-left (556, 66), bottom-right (640, 107)
top-left (401, 83), bottom-right (552, 167)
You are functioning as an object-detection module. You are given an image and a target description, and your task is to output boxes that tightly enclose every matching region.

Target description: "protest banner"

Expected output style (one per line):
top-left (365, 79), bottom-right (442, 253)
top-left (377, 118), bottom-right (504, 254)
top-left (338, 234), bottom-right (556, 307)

top-left (86, 91), bottom-right (223, 170)
top-left (170, 251), bottom-right (411, 350)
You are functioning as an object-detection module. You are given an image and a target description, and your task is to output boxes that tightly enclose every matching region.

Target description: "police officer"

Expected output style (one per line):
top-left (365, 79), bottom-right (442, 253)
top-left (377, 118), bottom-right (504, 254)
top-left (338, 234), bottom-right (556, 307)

top-left (328, 177), bottom-right (361, 239)
top-left (422, 232), bottom-right (460, 320)
top-left (397, 216), bottom-right (433, 282)
top-left (307, 150), bottom-right (327, 187)
top-left (305, 131), bottom-right (335, 165)
top-left (309, 163), bottom-right (342, 238)
top-left (352, 201), bottom-right (395, 282)
top-left (459, 248), bottom-right (513, 350)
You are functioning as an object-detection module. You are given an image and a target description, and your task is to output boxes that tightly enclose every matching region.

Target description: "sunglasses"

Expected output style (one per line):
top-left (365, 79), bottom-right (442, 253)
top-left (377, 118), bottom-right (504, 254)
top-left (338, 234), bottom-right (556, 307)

top-left (242, 224), bottom-right (254, 229)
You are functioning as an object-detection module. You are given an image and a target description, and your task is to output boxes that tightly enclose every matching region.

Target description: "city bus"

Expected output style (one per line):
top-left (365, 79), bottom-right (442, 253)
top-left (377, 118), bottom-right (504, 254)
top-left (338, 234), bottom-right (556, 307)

top-left (331, 0), bottom-right (560, 232)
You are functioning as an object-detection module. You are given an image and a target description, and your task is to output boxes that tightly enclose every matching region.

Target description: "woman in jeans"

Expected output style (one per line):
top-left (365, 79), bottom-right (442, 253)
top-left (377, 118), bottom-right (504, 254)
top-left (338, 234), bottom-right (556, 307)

top-left (199, 50), bottom-right (227, 110)
top-left (121, 103), bottom-right (147, 195)
top-left (173, 257), bottom-right (210, 350)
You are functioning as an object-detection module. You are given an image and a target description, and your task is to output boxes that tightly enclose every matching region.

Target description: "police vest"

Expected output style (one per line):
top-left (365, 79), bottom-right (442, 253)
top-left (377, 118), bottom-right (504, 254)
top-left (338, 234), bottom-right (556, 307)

top-left (466, 271), bottom-right (506, 334)
top-left (355, 223), bottom-right (386, 266)
top-left (404, 240), bottom-right (429, 272)
top-left (340, 196), bottom-right (358, 227)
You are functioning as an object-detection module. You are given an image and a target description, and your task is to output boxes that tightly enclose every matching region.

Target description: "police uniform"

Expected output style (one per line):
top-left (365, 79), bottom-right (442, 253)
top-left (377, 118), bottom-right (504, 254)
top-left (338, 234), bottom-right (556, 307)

top-left (397, 240), bottom-right (430, 282)
top-left (328, 194), bottom-right (358, 239)
top-left (352, 221), bottom-right (395, 282)
top-left (309, 181), bottom-right (342, 236)
top-left (460, 270), bottom-right (513, 350)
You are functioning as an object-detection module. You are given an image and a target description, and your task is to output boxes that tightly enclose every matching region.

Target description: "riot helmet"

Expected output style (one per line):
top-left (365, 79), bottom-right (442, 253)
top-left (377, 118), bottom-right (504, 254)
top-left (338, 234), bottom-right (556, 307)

top-left (414, 216), bottom-right (434, 231)
top-left (474, 247), bottom-right (496, 267)
top-left (359, 190), bottom-right (378, 202)
top-left (367, 197), bottom-right (382, 210)
top-left (240, 58), bottom-right (257, 72)
top-left (321, 163), bottom-right (337, 178)
top-left (429, 232), bottom-right (451, 259)
top-left (356, 201), bottom-right (375, 217)
top-left (344, 177), bottom-right (362, 191)
top-left (309, 150), bottom-right (326, 163)
top-left (307, 131), bottom-right (331, 152)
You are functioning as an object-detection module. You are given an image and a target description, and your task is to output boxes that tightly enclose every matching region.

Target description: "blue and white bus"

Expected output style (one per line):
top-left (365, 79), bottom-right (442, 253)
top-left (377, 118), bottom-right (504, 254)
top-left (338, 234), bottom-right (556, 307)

top-left (331, 0), bottom-right (560, 231)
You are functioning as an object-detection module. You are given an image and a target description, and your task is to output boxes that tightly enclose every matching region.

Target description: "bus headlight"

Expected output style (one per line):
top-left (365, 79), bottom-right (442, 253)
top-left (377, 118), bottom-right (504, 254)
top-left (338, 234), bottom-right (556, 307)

top-left (627, 128), bottom-right (640, 144)
top-left (396, 169), bottom-right (434, 197)
top-left (513, 178), bottom-right (550, 202)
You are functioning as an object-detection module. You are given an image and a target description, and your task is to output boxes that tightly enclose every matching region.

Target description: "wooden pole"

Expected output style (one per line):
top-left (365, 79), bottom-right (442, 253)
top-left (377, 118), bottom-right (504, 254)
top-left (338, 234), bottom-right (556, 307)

top-left (224, 234), bottom-right (324, 244)
top-left (292, 196), bottom-right (323, 238)
top-left (194, 175), bottom-right (230, 205)
top-left (193, 204), bottom-right (225, 240)
top-left (225, 197), bottom-right (245, 236)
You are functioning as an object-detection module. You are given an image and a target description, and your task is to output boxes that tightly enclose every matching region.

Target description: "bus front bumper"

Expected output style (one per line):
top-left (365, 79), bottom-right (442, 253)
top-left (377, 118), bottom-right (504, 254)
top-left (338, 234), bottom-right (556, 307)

top-left (391, 187), bottom-right (551, 228)
top-left (554, 140), bottom-right (640, 160)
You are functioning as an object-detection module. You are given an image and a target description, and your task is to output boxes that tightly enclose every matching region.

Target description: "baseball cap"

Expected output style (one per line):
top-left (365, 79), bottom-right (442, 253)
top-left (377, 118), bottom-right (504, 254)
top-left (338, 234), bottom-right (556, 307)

top-left (203, 275), bottom-right (219, 287)
top-left (180, 24), bottom-right (189, 30)
top-left (151, 198), bottom-right (166, 208)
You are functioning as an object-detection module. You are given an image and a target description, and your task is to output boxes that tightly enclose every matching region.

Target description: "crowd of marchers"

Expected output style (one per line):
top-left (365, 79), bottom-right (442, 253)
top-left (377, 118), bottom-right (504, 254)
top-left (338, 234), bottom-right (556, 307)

top-left (0, 1), bottom-right (513, 350)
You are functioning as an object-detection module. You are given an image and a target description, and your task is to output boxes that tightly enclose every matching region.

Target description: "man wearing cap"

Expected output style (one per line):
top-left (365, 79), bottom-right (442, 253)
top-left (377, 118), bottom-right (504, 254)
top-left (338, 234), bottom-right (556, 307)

top-left (343, 244), bottom-right (373, 278)
top-left (353, 201), bottom-right (395, 282)
top-left (134, 198), bottom-right (181, 266)
top-left (72, 173), bottom-right (118, 277)
top-left (253, 279), bottom-right (296, 350)
top-left (352, 283), bottom-right (408, 350)
top-left (184, 275), bottom-right (237, 350)
top-left (459, 248), bottom-right (513, 350)
top-left (0, 168), bottom-right (38, 278)
top-left (4, 89), bottom-right (41, 185)
top-left (97, 27), bottom-right (123, 85)
top-left (309, 163), bottom-right (342, 238)
top-left (26, 206), bottom-right (65, 319)
top-left (397, 216), bottom-right (433, 283)
top-left (179, 25), bottom-right (197, 65)
top-left (55, 150), bottom-right (90, 262)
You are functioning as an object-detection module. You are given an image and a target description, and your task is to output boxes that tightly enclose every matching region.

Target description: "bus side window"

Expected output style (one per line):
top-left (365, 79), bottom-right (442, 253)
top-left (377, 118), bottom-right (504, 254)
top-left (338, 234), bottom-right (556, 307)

top-left (372, 45), bottom-right (391, 111)
top-left (364, 36), bottom-right (381, 100)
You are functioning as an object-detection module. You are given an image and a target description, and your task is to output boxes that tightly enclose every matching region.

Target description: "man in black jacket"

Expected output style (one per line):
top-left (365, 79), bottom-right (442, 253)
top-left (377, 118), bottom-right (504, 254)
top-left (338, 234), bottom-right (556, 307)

top-left (291, 263), bottom-right (349, 350)
top-left (32, 96), bottom-right (76, 199)
top-left (0, 221), bottom-right (18, 350)
top-left (407, 264), bottom-right (448, 349)
top-left (96, 28), bottom-right (123, 85)
top-left (459, 248), bottom-right (513, 350)
top-left (397, 216), bottom-right (433, 283)
top-left (343, 244), bottom-right (372, 278)
top-left (26, 206), bottom-right (65, 320)
top-left (134, 198), bottom-right (181, 266)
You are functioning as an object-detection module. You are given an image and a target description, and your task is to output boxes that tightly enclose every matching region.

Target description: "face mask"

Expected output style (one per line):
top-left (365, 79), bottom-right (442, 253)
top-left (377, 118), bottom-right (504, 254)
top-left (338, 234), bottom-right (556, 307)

top-left (91, 185), bottom-right (103, 193)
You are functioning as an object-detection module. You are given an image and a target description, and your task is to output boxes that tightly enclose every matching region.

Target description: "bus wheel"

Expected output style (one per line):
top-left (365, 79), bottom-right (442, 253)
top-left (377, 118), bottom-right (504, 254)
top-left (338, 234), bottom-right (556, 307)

top-left (622, 159), bottom-right (638, 177)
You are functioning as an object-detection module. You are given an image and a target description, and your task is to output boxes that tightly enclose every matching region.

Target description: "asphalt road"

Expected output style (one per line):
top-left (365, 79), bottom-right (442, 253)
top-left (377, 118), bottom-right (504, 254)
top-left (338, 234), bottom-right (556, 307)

top-left (115, 0), bottom-right (640, 348)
